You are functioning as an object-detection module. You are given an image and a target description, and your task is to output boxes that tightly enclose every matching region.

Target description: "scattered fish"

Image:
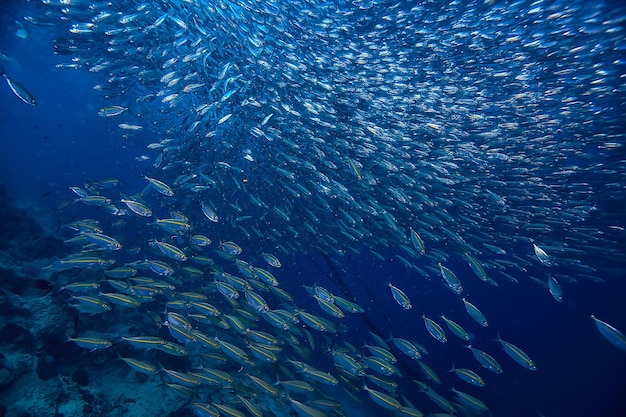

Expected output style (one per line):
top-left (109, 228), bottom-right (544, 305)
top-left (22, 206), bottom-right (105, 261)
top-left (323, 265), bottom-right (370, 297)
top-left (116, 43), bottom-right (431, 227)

top-left (388, 283), bottom-right (412, 310)
top-left (462, 298), bottom-right (489, 327)
top-left (495, 334), bottom-right (537, 371)
top-left (533, 244), bottom-right (551, 267)
top-left (591, 315), bottom-right (626, 352)
top-left (1, 66), bottom-right (36, 105)
top-left (98, 106), bottom-right (127, 117)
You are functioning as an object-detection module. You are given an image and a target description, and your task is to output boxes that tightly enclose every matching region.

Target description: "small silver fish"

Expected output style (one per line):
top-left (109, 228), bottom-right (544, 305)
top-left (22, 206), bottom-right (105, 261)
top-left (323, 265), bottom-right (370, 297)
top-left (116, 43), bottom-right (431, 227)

top-left (1, 67), bottom-right (36, 106)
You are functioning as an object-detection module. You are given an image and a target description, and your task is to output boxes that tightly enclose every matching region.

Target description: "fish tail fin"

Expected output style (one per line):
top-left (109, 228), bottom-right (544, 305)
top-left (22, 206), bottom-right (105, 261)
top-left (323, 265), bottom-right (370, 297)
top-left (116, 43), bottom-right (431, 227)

top-left (139, 183), bottom-right (151, 196)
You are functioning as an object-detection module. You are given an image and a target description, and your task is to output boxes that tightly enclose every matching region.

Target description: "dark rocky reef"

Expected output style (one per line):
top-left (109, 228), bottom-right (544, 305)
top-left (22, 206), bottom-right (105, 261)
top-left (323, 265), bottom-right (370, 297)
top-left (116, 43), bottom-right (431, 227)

top-left (0, 184), bottom-right (67, 262)
top-left (0, 183), bottom-right (69, 299)
top-left (0, 184), bottom-right (73, 408)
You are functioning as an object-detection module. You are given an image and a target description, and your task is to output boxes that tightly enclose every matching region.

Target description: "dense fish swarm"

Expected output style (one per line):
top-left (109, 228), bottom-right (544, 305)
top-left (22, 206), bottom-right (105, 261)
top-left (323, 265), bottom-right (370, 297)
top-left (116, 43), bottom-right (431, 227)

top-left (44, 0), bottom-right (625, 267)
top-left (1, 0), bottom-right (625, 416)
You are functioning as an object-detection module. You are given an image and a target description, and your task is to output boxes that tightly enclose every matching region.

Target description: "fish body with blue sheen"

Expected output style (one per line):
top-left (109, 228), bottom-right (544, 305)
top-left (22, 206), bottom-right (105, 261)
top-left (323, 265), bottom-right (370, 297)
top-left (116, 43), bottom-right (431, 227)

top-left (1, 66), bottom-right (36, 105)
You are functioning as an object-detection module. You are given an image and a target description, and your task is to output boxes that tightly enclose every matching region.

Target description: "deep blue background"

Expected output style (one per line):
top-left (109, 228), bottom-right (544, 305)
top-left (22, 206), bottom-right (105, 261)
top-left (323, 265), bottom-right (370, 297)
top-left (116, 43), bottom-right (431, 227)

top-left (0, 1), bottom-right (151, 209)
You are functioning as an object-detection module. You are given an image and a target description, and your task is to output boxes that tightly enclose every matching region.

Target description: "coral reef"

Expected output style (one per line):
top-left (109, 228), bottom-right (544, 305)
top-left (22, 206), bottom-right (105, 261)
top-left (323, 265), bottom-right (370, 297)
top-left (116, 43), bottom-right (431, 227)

top-left (0, 186), bottom-right (182, 417)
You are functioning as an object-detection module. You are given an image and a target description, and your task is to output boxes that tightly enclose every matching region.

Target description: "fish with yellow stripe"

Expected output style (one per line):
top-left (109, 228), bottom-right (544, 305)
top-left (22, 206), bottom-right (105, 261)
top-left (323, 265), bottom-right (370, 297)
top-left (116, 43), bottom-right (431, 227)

top-left (495, 334), bottom-right (537, 371)
top-left (362, 384), bottom-right (402, 411)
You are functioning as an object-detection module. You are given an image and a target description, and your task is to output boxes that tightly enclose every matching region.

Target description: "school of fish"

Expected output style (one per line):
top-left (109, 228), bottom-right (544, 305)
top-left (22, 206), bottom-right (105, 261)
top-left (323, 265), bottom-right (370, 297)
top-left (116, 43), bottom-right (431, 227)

top-left (5, 0), bottom-right (626, 416)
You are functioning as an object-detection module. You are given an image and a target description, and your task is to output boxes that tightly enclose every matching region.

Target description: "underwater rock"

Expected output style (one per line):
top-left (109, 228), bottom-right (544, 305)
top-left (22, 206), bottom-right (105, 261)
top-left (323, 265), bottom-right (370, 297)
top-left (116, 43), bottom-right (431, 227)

top-left (0, 268), bottom-right (31, 300)
top-left (0, 351), bottom-right (33, 390)
top-left (1, 323), bottom-right (35, 351)
top-left (0, 294), bottom-right (31, 319)
top-left (0, 368), bottom-right (11, 391)
top-left (20, 235), bottom-right (66, 261)
top-left (81, 391), bottom-right (118, 416)
top-left (57, 397), bottom-right (88, 417)
top-left (31, 279), bottom-right (54, 291)
top-left (0, 367), bottom-right (13, 392)
top-left (41, 332), bottom-right (77, 365)
top-left (36, 357), bottom-right (58, 381)
top-left (165, 408), bottom-right (193, 417)
top-left (71, 369), bottom-right (89, 387)
top-left (0, 183), bottom-right (67, 263)
top-left (134, 372), bottom-right (148, 384)
top-left (0, 353), bottom-right (11, 390)
top-left (0, 189), bottom-right (43, 247)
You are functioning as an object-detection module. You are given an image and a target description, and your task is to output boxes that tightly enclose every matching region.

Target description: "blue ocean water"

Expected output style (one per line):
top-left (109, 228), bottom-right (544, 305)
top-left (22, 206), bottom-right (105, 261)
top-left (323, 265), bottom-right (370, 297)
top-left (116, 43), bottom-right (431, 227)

top-left (1, 1), bottom-right (625, 417)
